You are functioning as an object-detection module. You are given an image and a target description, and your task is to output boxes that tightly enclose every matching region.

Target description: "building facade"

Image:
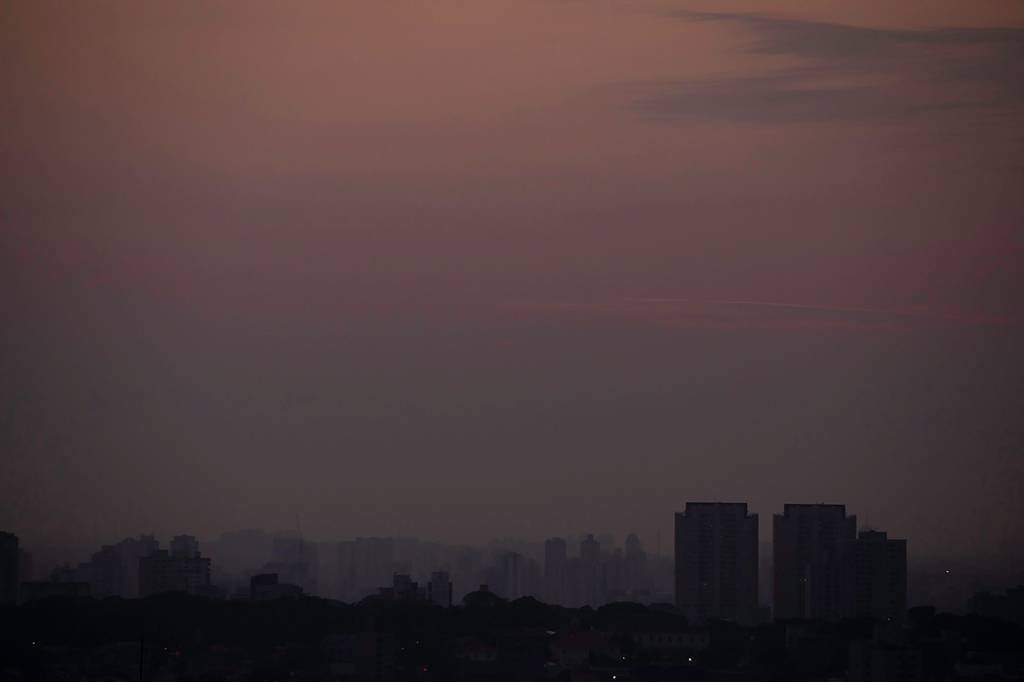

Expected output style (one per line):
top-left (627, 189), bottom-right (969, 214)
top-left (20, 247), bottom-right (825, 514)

top-left (90, 534), bottom-right (160, 598)
top-left (544, 537), bottom-right (567, 606)
top-left (773, 504), bottom-right (857, 621)
top-left (338, 537), bottom-right (396, 602)
top-left (0, 532), bottom-right (19, 605)
top-left (428, 570), bottom-right (453, 607)
top-left (139, 535), bottom-right (212, 597)
top-left (675, 502), bottom-right (759, 625)
top-left (854, 530), bottom-right (907, 622)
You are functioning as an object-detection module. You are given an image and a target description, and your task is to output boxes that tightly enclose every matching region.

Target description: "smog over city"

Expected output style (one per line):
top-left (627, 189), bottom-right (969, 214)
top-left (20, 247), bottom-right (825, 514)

top-left (2, 1), bottom-right (1023, 680)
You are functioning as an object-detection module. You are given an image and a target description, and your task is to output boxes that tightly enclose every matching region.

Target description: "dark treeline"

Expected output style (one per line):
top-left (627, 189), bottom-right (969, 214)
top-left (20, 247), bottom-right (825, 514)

top-left (3, 594), bottom-right (1024, 681)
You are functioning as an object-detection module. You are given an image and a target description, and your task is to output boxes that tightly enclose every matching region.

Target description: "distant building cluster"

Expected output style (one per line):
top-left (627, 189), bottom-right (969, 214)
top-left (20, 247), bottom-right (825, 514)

top-left (139, 535), bottom-right (215, 598)
top-left (542, 532), bottom-right (654, 607)
top-left (1, 532), bottom-right (216, 603)
top-left (0, 531), bottom-right (27, 605)
top-left (331, 532), bottom-right (670, 609)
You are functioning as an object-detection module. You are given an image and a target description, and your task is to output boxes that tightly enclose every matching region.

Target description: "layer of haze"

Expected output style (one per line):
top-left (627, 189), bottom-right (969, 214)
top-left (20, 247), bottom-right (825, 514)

top-left (2, 1), bottom-right (1023, 566)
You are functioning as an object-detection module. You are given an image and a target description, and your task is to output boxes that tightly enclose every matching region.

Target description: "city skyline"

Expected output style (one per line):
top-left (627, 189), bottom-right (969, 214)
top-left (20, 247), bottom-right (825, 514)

top-left (2, 499), bottom-right (992, 617)
top-left (2, 0), bottom-right (1021, 677)
top-left (2, 499), bottom-right (1012, 584)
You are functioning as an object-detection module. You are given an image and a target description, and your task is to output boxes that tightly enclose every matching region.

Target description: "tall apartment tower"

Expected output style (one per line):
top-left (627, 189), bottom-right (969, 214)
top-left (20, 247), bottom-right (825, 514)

top-left (500, 552), bottom-right (526, 600)
top-left (675, 502), bottom-right (759, 625)
top-left (170, 534), bottom-right (200, 559)
top-left (428, 571), bottom-right (453, 607)
top-left (623, 533), bottom-right (649, 597)
top-left (579, 534), bottom-right (603, 606)
top-left (90, 534), bottom-right (160, 598)
top-left (773, 504), bottom-right (857, 621)
top-left (0, 532), bottom-right (19, 605)
top-left (355, 537), bottom-right (395, 596)
top-left (854, 530), bottom-right (907, 623)
top-left (544, 537), bottom-right (567, 606)
top-left (270, 534), bottom-right (319, 596)
top-left (139, 537), bottom-right (211, 597)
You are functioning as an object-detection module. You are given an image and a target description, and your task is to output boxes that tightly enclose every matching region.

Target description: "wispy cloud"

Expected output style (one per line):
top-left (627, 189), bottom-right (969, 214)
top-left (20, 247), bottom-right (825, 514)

top-left (677, 12), bottom-right (1024, 63)
top-left (628, 11), bottom-right (1024, 126)
top-left (630, 72), bottom-right (966, 124)
top-left (507, 298), bottom-right (1021, 332)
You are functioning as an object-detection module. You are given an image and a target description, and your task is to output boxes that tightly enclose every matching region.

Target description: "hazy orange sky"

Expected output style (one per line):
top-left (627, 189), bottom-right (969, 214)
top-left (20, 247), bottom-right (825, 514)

top-left (2, 1), bottom-right (1022, 564)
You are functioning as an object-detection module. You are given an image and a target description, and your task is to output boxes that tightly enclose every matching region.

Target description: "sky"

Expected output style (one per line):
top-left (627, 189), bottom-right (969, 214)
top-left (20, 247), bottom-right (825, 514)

top-left (2, 0), bottom-right (1023, 566)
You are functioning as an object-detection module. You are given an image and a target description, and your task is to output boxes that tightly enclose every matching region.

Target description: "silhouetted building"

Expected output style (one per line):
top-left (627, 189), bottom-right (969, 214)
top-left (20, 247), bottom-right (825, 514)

top-left (0, 532), bottom-right (19, 605)
top-left (490, 550), bottom-right (542, 601)
top-left (774, 503), bottom-right (856, 621)
top-left (501, 552), bottom-right (527, 600)
top-left (854, 530), bottom-right (907, 622)
top-left (968, 585), bottom-right (1024, 625)
top-left (581, 533), bottom-right (600, 563)
top-left (31, 563), bottom-right (92, 601)
top-left (544, 537), bottom-right (567, 605)
top-left (848, 640), bottom-right (924, 682)
top-left (564, 557), bottom-right (584, 607)
top-left (464, 583), bottom-right (505, 608)
top-left (20, 580), bottom-right (91, 602)
top-left (269, 534), bottom-right (318, 595)
top-left (250, 572), bottom-right (303, 600)
top-left (139, 536), bottom-right (211, 596)
top-left (171, 534), bottom-right (200, 558)
top-left (209, 529), bottom-right (272, 575)
top-left (579, 534), bottom-right (602, 606)
top-left (624, 532), bottom-right (650, 599)
top-left (336, 540), bottom-right (356, 601)
top-left (847, 625), bottom-right (925, 682)
top-left (675, 502), bottom-right (759, 624)
top-left (603, 548), bottom-right (626, 601)
top-left (383, 573), bottom-right (423, 602)
top-left (250, 572), bottom-right (277, 598)
top-left (18, 548), bottom-right (32, 587)
top-left (428, 570), bottom-right (452, 607)
top-left (338, 536), bottom-right (395, 602)
top-left (89, 534), bottom-right (160, 598)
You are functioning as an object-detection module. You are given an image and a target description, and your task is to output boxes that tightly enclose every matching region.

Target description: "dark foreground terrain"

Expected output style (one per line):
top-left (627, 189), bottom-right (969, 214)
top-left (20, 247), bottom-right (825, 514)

top-left (2, 594), bottom-right (1023, 681)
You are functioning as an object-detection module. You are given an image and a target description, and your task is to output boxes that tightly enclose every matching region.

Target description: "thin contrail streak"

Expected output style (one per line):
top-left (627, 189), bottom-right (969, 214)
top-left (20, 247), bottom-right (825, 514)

top-left (508, 298), bottom-right (1018, 326)
top-left (621, 298), bottom-right (941, 319)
